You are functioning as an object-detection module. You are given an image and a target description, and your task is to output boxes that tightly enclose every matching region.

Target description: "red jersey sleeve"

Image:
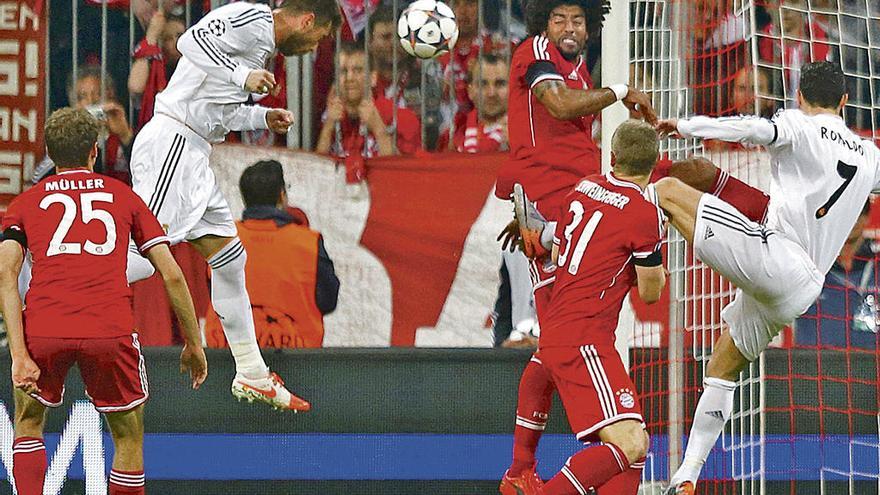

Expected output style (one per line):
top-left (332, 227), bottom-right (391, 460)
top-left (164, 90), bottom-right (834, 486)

top-left (630, 201), bottom-right (664, 266)
top-left (129, 191), bottom-right (170, 254)
top-left (1, 194), bottom-right (28, 250)
top-left (513, 36), bottom-right (565, 90)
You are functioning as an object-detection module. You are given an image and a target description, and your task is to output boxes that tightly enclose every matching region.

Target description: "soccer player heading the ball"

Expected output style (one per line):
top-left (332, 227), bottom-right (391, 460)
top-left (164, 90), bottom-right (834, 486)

top-left (498, 0), bottom-right (657, 492)
top-left (2, 108), bottom-right (208, 495)
top-left (657, 61), bottom-right (880, 494)
top-left (126, 0), bottom-right (341, 411)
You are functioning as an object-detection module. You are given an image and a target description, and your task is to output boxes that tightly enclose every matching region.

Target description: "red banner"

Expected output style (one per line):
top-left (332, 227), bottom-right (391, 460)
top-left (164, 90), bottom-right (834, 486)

top-left (0, 0), bottom-right (44, 206)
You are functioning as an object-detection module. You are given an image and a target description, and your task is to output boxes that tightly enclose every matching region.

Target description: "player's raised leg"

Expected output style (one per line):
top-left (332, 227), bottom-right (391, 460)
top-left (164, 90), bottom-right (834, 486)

top-left (12, 390), bottom-right (48, 495)
top-left (105, 406), bottom-right (146, 495)
top-left (665, 157), bottom-right (770, 224)
top-left (190, 234), bottom-right (310, 412)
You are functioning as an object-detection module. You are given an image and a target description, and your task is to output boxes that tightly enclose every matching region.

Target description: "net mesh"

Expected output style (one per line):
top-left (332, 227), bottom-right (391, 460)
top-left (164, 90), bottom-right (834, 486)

top-left (625, 1), bottom-right (880, 493)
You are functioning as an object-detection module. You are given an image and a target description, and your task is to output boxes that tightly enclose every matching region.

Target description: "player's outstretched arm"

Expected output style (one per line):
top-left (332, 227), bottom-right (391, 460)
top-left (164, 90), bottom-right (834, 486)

top-left (658, 116), bottom-right (778, 147)
top-left (635, 264), bottom-right (665, 304)
top-left (145, 244), bottom-right (208, 390)
top-left (533, 81), bottom-right (657, 124)
top-left (0, 240), bottom-right (40, 394)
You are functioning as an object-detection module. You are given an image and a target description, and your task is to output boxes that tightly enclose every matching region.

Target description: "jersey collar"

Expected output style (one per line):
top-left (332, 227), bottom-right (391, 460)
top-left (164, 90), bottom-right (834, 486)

top-left (56, 168), bottom-right (91, 175)
top-left (606, 171), bottom-right (643, 192)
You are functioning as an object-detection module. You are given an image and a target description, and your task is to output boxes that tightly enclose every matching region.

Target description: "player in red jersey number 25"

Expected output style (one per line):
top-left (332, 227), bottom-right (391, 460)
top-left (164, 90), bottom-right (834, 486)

top-left (1, 108), bottom-right (207, 495)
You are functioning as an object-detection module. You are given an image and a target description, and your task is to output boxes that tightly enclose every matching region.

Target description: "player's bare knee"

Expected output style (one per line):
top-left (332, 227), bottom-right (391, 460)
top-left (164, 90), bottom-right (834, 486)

top-left (654, 177), bottom-right (685, 207)
top-left (706, 333), bottom-right (750, 381)
top-left (669, 157), bottom-right (717, 192)
top-left (13, 395), bottom-right (46, 434)
top-left (106, 407), bottom-right (144, 442)
top-left (602, 421), bottom-right (649, 465)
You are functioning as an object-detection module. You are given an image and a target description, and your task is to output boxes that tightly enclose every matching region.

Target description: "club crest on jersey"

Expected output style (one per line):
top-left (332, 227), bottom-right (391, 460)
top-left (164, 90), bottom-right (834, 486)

top-left (208, 19), bottom-right (226, 37)
top-left (616, 388), bottom-right (635, 409)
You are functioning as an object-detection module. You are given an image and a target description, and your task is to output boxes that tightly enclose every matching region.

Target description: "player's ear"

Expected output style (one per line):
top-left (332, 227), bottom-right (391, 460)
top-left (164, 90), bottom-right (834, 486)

top-left (796, 90), bottom-right (804, 109)
top-left (295, 12), bottom-right (316, 30)
top-left (838, 93), bottom-right (849, 114)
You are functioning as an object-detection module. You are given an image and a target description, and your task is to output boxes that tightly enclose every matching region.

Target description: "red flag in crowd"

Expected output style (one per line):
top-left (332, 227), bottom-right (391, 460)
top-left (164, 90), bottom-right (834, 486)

top-left (339, 0), bottom-right (381, 38)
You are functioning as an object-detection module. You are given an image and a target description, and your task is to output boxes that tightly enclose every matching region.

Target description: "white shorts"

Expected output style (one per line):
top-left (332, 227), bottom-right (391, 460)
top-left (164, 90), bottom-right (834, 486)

top-left (693, 194), bottom-right (823, 361)
top-left (130, 114), bottom-right (236, 244)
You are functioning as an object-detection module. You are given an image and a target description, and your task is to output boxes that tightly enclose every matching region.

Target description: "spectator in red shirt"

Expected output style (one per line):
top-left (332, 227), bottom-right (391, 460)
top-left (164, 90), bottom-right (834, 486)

top-left (368, 6), bottom-right (419, 106)
top-left (316, 43), bottom-right (421, 180)
top-left (127, 9), bottom-right (185, 129)
top-left (441, 53), bottom-right (509, 152)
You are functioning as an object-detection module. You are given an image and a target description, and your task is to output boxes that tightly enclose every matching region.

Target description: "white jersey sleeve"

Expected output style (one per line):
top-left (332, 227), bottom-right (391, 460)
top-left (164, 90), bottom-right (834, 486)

top-left (176, 4), bottom-right (273, 90)
top-left (677, 115), bottom-right (778, 146)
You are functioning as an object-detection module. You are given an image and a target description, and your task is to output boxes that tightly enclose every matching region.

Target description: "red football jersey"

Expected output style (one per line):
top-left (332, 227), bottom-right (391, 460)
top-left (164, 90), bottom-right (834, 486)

top-left (3, 169), bottom-right (169, 339)
top-left (497, 35), bottom-right (601, 216)
top-left (540, 172), bottom-right (664, 347)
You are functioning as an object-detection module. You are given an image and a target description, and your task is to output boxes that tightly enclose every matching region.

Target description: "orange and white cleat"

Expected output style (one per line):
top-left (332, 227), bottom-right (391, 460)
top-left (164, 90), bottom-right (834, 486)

top-left (499, 467), bottom-right (544, 495)
top-left (512, 183), bottom-right (550, 259)
top-left (231, 371), bottom-right (311, 412)
top-left (664, 481), bottom-right (695, 495)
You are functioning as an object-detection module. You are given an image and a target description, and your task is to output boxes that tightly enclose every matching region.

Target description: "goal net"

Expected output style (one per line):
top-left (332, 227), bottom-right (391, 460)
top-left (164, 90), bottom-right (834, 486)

top-left (622, 1), bottom-right (880, 493)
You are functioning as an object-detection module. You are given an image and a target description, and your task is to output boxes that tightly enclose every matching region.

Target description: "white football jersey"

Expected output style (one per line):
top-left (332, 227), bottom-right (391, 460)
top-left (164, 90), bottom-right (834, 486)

top-left (155, 3), bottom-right (275, 143)
top-left (678, 110), bottom-right (880, 275)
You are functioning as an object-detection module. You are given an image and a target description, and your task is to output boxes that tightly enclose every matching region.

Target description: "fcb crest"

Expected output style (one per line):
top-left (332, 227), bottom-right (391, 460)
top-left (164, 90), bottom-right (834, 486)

top-left (616, 388), bottom-right (635, 409)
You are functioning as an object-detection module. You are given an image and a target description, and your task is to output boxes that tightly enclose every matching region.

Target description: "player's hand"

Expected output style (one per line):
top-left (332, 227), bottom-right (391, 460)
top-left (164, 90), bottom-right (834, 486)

top-left (497, 218), bottom-right (522, 253)
top-left (180, 343), bottom-right (207, 390)
top-left (656, 119), bottom-right (681, 138)
top-left (103, 102), bottom-right (134, 145)
top-left (267, 108), bottom-right (294, 134)
top-left (11, 356), bottom-right (41, 395)
top-left (622, 88), bottom-right (658, 126)
top-left (245, 69), bottom-right (276, 95)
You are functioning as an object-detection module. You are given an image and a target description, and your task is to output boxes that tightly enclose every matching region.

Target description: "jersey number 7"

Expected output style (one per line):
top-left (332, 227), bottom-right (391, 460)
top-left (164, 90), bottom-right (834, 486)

top-left (816, 160), bottom-right (857, 219)
top-left (40, 192), bottom-right (117, 257)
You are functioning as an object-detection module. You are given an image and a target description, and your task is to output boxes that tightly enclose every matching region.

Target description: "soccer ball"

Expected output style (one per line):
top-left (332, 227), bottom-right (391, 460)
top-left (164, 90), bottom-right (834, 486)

top-left (397, 0), bottom-right (459, 59)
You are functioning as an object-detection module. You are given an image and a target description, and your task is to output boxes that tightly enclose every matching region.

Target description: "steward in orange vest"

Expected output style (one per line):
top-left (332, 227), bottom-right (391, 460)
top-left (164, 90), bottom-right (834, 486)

top-left (206, 160), bottom-right (339, 348)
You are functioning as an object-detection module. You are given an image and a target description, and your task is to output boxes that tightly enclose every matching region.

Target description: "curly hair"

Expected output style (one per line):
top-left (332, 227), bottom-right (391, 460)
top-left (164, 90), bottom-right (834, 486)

top-left (525, 0), bottom-right (610, 39)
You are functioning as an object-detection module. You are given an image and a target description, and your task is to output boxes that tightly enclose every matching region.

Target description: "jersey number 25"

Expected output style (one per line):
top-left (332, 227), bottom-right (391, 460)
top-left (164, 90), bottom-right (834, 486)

top-left (40, 192), bottom-right (117, 257)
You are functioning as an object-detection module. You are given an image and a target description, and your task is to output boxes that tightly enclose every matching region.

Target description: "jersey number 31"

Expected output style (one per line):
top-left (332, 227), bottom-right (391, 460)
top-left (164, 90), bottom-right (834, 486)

top-left (558, 200), bottom-right (603, 275)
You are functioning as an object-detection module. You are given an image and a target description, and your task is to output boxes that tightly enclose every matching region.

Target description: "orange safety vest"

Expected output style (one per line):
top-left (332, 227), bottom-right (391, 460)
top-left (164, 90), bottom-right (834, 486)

top-left (205, 219), bottom-right (325, 348)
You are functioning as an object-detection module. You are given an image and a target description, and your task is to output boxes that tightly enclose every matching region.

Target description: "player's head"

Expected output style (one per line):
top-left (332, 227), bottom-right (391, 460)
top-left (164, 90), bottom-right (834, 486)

top-left (44, 107), bottom-right (100, 170)
top-left (467, 53), bottom-right (509, 122)
top-left (611, 119), bottom-right (659, 177)
top-left (274, 0), bottom-right (342, 56)
top-left (337, 43), bottom-right (373, 106)
top-left (240, 159), bottom-right (286, 208)
top-left (526, 0), bottom-right (609, 61)
top-left (797, 61), bottom-right (848, 112)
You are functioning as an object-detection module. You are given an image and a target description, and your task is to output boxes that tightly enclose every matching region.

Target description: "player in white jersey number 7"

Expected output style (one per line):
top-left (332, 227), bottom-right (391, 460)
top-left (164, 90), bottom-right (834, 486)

top-left (126, 0), bottom-right (342, 411)
top-left (654, 61), bottom-right (880, 494)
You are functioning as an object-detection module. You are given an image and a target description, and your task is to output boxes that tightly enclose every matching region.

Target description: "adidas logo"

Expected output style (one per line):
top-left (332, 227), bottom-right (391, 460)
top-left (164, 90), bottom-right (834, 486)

top-left (704, 226), bottom-right (715, 240)
top-left (706, 410), bottom-right (725, 420)
top-left (568, 71), bottom-right (578, 80)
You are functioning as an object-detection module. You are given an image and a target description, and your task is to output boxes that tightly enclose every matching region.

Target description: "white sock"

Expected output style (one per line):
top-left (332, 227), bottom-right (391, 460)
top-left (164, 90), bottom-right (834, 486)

top-left (671, 376), bottom-right (737, 485)
top-left (208, 238), bottom-right (268, 379)
top-left (127, 242), bottom-right (156, 283)
top-left (540, 221), bottom-right (557, 249)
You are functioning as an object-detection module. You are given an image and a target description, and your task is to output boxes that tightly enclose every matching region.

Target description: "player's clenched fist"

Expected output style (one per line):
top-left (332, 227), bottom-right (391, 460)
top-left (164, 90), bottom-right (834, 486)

top-left (267, 108), bottom-right (294, 134)
top-left (245, 69), bottom-right (276, 95)
top-left (12, 356), bottom-right (41, 394)
top-left (622, 87), bottom-right (658, 126)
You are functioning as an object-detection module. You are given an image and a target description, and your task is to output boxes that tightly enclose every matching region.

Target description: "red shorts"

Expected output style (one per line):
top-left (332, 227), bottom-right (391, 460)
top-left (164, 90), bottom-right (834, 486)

top-left (538, 343), bottom-right (644, 442)
top-left (25, 333), bottom-right (149, 413)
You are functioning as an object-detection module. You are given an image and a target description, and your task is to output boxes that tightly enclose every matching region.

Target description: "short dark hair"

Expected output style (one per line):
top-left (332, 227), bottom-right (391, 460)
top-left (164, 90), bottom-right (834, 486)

top-left (368, 5), bottom-right (395, 34)
top-left (799, 61), bottom-right (847, 109)
top-left (526, 0), bottom-right (610, 38)
top-left (611, 119), bottom-right (658, 177)
top-left (44, 108), bottom-right (99, 168)
top-left (279, 0), bottom-right (343, 31)
top-left (467, 53), bottom-right (508, 82)
top-left (339, 41), bottom-right (366, 57)
top-left (240, 160), bottom-right (285, 208)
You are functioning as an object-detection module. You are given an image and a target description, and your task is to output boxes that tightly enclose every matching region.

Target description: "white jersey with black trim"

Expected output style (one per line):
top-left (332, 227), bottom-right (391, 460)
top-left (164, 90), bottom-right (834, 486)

top-left (678, 109), bottom-right (880, 275)
top-left (154, 2), bottom-right (275, 143)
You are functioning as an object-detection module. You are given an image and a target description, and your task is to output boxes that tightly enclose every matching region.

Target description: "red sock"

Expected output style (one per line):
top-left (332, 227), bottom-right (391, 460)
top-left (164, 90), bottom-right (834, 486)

top-left (544, 443), bottom-right (629, 495)
top-left (109, 469), bottom-right (145, 494)
top-left (597, 457), bottom-right (646, 495)
top-left (711, 169), bottom-right (770, 223)
top-left (509, 358), bottom-right (555, 476)
top-left (12, 437), bottom-right (47, 495)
